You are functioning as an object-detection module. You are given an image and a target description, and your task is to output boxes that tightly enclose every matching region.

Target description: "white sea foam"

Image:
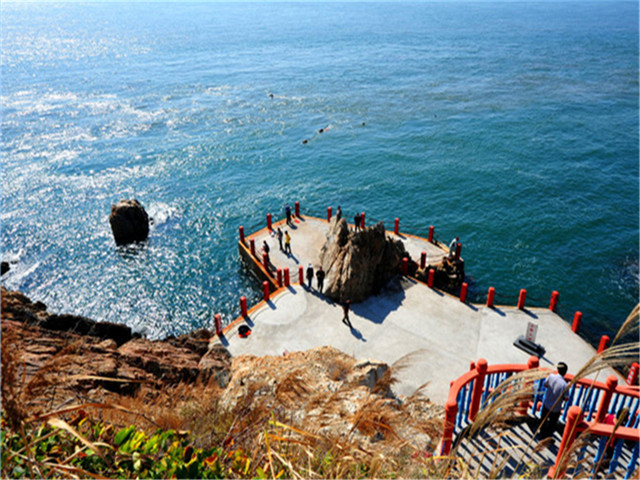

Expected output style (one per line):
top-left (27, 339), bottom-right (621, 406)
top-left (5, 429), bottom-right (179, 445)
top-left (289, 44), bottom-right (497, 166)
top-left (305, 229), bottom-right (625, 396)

top-left (147, 202), bottom-right (180, 227)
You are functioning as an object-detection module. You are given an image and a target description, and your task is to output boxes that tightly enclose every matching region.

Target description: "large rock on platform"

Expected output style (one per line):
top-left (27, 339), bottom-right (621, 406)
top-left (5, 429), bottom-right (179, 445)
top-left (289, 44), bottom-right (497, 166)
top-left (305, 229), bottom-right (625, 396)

top-left (109, 199), bottom-right (149, 245)
top-left (319, 219), bottom-right (408, 303)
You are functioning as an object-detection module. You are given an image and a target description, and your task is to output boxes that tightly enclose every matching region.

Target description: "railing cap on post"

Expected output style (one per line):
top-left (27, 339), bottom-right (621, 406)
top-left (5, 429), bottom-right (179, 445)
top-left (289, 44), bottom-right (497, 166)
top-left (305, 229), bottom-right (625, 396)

top-left (476, 358), bottom-right (488, 374)
top-left (527, 356), bottom-right (539, 369)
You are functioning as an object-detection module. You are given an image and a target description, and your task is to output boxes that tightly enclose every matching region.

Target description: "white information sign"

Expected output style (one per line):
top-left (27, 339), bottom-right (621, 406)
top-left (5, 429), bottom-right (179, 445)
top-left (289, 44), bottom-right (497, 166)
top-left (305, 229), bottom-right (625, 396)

top-left (525, 322), bottom-right (538, 343)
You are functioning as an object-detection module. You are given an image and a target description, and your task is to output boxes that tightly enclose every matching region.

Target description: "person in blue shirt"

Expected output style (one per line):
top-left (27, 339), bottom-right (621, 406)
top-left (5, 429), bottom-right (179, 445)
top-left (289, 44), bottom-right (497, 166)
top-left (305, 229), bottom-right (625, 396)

top-left (539, 362), bottom-right (569, 440)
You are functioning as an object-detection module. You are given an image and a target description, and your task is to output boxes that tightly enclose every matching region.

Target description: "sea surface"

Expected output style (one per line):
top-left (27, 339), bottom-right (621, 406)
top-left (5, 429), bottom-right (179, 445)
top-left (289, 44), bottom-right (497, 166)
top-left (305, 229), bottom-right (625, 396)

top-left (1, 1), bottom-right (638, 346)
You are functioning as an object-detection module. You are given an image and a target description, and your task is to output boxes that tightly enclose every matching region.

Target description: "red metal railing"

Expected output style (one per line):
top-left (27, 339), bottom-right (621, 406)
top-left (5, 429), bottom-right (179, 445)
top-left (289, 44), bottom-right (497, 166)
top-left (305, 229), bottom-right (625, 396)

top-left (439, 358), bottom-right (640, 478)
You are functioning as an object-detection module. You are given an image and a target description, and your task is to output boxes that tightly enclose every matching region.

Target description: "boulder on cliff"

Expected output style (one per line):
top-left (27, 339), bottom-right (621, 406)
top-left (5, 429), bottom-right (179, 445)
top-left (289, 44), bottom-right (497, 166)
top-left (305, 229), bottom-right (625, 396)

top-left (319, 218), bottom-right (409, 303)
top-left (109, 199), bottom-right (150, 245)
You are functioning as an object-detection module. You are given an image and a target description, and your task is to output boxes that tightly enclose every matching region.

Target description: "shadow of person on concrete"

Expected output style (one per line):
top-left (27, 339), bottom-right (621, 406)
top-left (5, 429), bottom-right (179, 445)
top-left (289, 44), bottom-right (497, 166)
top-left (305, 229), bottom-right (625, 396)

top-left (285, 252), bottom-right (300, 264)
top-left (349, 326), bottom-right (367, 342)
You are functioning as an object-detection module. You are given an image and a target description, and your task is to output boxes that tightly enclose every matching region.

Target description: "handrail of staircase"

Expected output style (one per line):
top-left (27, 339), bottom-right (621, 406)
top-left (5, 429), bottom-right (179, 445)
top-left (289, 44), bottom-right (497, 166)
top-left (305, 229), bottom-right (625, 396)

top-left (439, 356), bottom-right (639, 457)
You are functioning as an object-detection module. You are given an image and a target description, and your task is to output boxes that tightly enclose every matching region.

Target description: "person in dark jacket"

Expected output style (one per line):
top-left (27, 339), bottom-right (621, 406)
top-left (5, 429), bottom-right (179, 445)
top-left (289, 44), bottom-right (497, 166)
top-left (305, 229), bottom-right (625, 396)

top-left (342, 299), bottom-right (352, 328)
top-left (316, 265), bottom-right (325, 293)
top-left (306, 263), bottom-right (314, 289)
top-left (276, 227), bottom-right (283, 251)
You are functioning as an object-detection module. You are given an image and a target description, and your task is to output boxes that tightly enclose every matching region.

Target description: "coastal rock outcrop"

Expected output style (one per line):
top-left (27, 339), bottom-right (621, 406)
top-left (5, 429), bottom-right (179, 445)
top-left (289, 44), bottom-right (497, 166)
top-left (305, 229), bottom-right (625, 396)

top-left (1, 287), bottom-right (132, 346)
top-left (109, 199), bottom-right (150, 245)
top-left (1, 287), bottom-right (231, 401)
top-left (319, 218), bottom-right (409, 303)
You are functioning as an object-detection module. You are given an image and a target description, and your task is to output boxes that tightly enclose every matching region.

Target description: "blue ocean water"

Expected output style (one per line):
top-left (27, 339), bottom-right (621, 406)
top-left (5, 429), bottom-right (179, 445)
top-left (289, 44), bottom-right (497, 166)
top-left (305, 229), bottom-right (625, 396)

top-left (1, 2), bottom-right (638, 345)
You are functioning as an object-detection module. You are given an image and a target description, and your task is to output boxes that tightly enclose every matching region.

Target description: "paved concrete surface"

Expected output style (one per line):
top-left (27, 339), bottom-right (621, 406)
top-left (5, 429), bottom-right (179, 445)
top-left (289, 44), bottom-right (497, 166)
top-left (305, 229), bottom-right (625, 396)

top-left (213, 279), bottom-right (619, 405)
top-left (228, 216), bottom-right (621, 405)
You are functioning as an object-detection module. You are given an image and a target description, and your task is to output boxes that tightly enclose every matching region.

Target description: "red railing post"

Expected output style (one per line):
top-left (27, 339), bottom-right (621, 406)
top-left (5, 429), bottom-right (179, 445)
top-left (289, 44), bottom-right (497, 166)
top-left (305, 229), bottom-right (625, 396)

top-left (263, 281), bottom-right (270, 301)
top-left (262, 252), bottom-right (269, 271)
top-left (298, 265), bottom-right (304, 284)
top-left (440, 399), bottom-right (458, 456)
top-left (549, 406), bottom-right (583, 479)
top-left (394, 218), bottom-right (399, 235)
top-left (597, 335), bottom-right (610, 353)
top-left (267, 213), bottom-right (272, 230)
top-left (420, 251), bottom-right (427, 269)
top-left (549, 291), bottom-right (559, 312)
top-left (428, 225), bottom-right (434, 243)
top-left (487, 287), bottom-right (495, 308)
top-left (284, 267), bottom-right (290, 287)
top-left (469, 358), bottom-right (488, 421)
top-left (595, 375), bottom-right (618, 423)
top-left (460, 282), bottom-right (468, 303)
top-left (572, 311), bottom-right (582, 333)
top-left (428, 268), bottom-right (435, 288)
top-left (455, 242), bottom-right (462, 260)
top-left (276, 268), bottom-right (283, 287)
top-left (327, 206), bottom-right (332, 222)
top-left (295, 201), bottom-right (300, 217)
top-left (517, 289), bottom-right (527, 309)
top-left (239, 226), bottom-right (245, 244)
top-left (361, 212), bottom-right (365, 228)
top-left (214, 313), bottom-right (222, 336)
top-left (249, 238), bottom-right (256, 257)
top-left (240, 296), bottom-right (247, 317)
top-left (402, 257), bottom-right (409, 276)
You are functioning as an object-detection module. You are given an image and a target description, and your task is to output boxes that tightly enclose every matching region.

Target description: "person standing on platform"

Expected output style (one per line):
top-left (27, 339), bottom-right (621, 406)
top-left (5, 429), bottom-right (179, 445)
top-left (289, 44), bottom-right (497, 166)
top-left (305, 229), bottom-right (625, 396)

top-left (306, 263), bottom-right (314, 289)
top-left (284, 230), bottom-right (292, 254)
top-left (262, 240), bottom-right (270, 263)
top-left (277, 227), bottom-right (283, 251)
top-left (336, 206), bottom-right (342, 221)
top-left (449, 236), bottom-right (459, 258)
top-left (342, 299), bottom-right (352, 328)
top-left (285, 204), bottom-right (292, 226)
top-left (316, 265), bottom-right (325, 293)
top-left (354, 213), bottom-right (361, 232)
top-left (539, 362), bottom-right (569, 440)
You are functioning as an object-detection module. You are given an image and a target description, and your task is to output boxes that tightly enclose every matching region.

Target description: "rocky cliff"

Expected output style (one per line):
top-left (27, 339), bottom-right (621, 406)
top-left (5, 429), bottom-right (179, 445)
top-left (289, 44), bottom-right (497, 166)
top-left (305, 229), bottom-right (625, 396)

top-left (1, 288), bottom-right (443, 454)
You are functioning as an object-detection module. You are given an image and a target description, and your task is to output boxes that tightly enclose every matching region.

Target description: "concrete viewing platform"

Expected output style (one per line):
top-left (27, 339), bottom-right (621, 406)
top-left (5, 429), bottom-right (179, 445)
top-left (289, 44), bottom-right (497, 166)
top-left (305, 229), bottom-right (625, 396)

top-left (213, 212), bottom-right (621, 405)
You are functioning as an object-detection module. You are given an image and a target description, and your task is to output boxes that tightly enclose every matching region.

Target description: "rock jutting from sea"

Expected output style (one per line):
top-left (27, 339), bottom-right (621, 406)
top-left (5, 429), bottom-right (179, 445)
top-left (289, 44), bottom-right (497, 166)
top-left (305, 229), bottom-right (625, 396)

top-left (109, 199), bottom-right (150, 245)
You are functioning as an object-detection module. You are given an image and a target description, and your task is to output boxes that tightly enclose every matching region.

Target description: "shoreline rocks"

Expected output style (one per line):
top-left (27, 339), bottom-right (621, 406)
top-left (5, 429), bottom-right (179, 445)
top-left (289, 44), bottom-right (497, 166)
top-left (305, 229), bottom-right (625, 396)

top-left (1, 287), bottom-right (231, 399)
